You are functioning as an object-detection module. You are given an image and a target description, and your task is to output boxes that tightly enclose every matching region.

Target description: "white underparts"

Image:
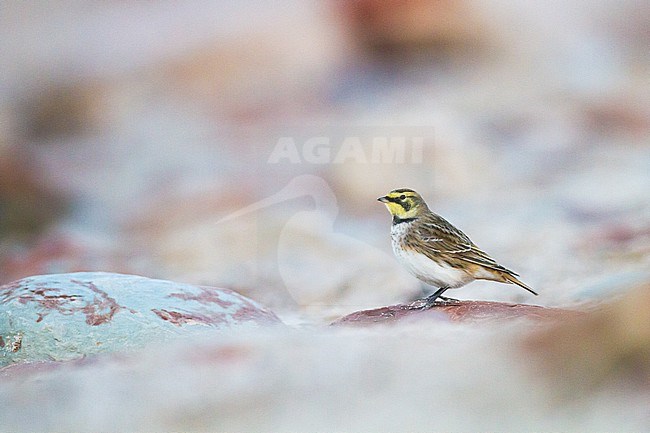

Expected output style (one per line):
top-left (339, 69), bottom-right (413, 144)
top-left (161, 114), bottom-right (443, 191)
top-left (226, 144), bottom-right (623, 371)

top-left (391, 221), bottom-right (474, 289)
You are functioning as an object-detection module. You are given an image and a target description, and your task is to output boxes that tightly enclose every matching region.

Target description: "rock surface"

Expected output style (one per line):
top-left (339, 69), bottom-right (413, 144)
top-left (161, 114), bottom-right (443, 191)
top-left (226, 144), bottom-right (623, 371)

top-left (332, 300), bottom-right (581, 326)
top-left (0, 272), bottom-right (281, 366)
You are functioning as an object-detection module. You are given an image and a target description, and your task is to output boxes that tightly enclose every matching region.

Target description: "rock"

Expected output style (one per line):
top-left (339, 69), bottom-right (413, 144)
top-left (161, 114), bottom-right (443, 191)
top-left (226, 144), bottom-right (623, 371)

top-left (20, 83), bottom-right (106, 140)
top-left (0, 359), bottom-right (63, 380)
top-left (0, 272), bottom-right (281, 366)
top-left (0, 145), bottom-right (68, 239)
top-left (338, 0), bottom-right (490, 57)
top-left (0, 234), bottom-right (132, 285)
top-left (331, 300), bottom-right (581, 327)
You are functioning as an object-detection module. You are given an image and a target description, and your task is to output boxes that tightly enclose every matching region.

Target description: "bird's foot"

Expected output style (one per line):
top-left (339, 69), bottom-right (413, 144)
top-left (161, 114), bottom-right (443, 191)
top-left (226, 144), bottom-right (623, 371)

top-left (406, 298), bottom-right (428, 310)
top-left (437, 296), bottom-right (462, 305)
top-left (407, 295), bottom-right (462, 310)
top-left (406, 287), bottom-right (457, 310)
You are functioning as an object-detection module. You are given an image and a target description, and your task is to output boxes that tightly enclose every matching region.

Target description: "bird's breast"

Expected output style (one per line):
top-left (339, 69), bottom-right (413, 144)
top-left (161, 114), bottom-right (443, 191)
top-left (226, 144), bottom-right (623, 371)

top-left (390, 222), bottom-right (472, 288)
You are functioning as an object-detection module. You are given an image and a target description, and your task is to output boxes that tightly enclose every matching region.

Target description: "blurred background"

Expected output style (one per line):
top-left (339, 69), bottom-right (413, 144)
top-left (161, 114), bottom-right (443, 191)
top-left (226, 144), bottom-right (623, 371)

top-left (1, 0), bottom-right (649, 320)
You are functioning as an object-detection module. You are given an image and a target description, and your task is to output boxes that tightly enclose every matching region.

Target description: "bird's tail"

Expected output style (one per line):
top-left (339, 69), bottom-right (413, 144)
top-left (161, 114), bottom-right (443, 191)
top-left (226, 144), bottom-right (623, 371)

top-left (503, 274), bottom-right (538, 296)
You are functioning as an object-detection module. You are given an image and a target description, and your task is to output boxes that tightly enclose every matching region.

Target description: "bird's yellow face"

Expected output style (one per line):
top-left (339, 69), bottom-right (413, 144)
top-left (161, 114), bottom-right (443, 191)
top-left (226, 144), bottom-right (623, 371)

top-left (377, 189), bottom-right (426, 220)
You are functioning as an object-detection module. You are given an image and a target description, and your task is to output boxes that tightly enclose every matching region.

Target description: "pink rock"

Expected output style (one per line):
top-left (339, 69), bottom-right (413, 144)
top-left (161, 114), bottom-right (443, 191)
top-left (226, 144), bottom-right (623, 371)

top-left (331, 300), bottom-right (581, 327)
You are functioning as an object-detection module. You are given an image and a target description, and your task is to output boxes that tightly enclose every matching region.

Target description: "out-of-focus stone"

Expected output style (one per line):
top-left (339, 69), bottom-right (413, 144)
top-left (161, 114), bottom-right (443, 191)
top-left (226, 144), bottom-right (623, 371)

top-left (0, 235), bottom-right (131, 285)
top-left (20, 83), bottom-right (106, 140)
top-left (577, 221), bottom-right (650, 263)
top-left (338, 0), bottom-right (490, 57)
top-left (0, 146), bottom-right (68, 239)
top-left (524, 282), bottom-right (650, 390)
top-left (0, 272), bottom-right (281, 366)
top-left (0, 359), bottom-right (63, 380)
top-left (583, 96), bottom-right (650, 139)
top-left (159, 8), bottom-right (347, 120)
top-left (332, 300), bottom-right (581, 327)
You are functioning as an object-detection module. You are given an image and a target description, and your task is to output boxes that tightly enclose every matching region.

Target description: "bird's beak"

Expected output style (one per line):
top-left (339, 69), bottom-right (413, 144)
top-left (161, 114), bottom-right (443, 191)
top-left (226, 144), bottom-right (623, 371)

top-left (377, 196), bottom-right (389, 203)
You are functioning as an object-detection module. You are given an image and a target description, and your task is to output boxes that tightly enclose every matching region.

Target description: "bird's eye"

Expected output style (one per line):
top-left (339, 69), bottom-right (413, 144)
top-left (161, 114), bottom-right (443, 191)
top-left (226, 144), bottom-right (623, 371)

top-left (399, 194), bottom-right (406, 200)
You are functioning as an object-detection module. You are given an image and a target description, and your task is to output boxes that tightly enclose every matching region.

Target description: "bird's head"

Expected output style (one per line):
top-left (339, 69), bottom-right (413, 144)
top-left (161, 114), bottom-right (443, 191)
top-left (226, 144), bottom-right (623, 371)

top-left (377, 188), bottom-right (428, 220)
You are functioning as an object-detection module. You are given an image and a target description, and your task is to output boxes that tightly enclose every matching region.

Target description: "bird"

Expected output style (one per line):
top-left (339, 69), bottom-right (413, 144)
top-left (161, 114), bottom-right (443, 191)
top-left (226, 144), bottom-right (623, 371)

top-left (378, 188), bottom-right (538, 308)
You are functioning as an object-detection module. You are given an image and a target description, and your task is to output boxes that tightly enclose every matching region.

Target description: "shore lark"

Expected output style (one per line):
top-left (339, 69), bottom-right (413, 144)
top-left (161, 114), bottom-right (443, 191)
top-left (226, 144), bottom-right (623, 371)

top-left (378, 188), bottom-right (537, 308)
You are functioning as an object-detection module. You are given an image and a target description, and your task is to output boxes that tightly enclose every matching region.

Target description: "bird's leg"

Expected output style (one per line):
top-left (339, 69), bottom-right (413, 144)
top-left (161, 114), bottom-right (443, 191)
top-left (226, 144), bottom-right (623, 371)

top-left (422, 287), bottom-right (451, 308)
top-left (408, 286), bottom-right (452, 309)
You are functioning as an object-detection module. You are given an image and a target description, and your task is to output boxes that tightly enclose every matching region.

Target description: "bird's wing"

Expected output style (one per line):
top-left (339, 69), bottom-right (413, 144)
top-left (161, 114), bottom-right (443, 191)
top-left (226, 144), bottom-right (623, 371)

top-left (415, 218), bottom-right (518, 276)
